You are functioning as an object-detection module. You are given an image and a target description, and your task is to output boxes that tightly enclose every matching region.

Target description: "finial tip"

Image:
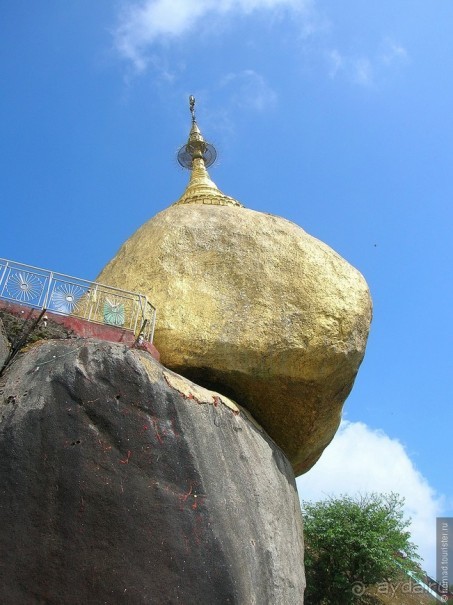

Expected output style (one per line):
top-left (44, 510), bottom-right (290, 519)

top-left (189, 95), bottom-right (196, 121)
top-left (177, 96), bottom-right (217, 169)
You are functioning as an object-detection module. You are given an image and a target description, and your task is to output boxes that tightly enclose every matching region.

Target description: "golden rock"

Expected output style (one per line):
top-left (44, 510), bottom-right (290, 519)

top-left (98, 108), bottom-right (372, 475)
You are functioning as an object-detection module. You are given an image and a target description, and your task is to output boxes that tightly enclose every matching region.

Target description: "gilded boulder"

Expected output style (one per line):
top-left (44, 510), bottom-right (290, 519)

top-left (98, 200), bottom-right (371, 475)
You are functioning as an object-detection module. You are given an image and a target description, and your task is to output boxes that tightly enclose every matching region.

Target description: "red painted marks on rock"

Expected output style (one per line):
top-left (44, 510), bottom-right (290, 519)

top-left (119, 450), bottom-right (132, 464)
top-left (148, 416), bottom-right (179, 445)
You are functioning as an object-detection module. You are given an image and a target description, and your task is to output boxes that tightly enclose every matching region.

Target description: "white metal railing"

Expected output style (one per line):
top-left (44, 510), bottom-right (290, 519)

top-left (406, 571), bottom-right (448, 602)
top-left (0, 258), bottom-right (156, 342)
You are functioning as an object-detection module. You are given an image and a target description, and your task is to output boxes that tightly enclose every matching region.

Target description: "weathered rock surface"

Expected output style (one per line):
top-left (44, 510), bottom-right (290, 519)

top-left (0, 318), bottom-right (10, 369)
top-left (0, 305), bottom-right (76, 348)
top-left (0, 338), bottom-right (305, 604)
top-left (98, 203), bottom-right (372, 475)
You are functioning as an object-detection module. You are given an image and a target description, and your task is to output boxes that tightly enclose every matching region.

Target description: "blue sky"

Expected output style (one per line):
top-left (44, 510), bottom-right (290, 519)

top-left (1, 1), bottom-right (452, 576)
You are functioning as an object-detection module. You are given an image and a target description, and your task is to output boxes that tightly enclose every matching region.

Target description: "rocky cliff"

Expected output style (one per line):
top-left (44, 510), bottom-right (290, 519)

top-left (0, 324), bottom-right (305, 604)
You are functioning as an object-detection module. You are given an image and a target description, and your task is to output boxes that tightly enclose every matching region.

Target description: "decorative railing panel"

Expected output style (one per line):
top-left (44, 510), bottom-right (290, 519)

top-left (0, 258), bottom-right (156, 342)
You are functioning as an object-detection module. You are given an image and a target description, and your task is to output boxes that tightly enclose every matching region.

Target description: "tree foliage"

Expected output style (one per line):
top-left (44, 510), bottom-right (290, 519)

top-left (302, 493), bottom-right (422, 605)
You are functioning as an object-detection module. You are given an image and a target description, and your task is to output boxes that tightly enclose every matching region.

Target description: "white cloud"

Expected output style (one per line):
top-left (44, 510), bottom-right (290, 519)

top-left (114, 1), bottom-right (408, 89)
top-left (297, 421), bottom-right (444, 576)
top-left (219, 70), bottom-right (277, 111)
top-left (326, 38), bottom-right (409, 87)
top-left (114, 0), bottom-right (310, 72)
top-left (379, 37), bottom-right (409, 65)
top-left (327, 49), bottom-right (344, 78)
top-left (326, 51), bottom-right (375, 87)
top-left (353, 57), bottom-right (374, 86)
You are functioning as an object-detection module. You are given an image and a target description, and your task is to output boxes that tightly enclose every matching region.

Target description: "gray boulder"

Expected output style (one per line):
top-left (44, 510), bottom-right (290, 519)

top-left (0, 338), bottom-right (305, 604)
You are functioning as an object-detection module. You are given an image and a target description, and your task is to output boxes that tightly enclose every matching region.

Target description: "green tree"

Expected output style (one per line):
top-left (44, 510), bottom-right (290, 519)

top-left (302, 493), bottom-right (422, 605)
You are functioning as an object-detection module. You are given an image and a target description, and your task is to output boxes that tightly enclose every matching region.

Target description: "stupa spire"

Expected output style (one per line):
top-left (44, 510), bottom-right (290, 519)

top-left (174, 96), bottom-right (243, 207)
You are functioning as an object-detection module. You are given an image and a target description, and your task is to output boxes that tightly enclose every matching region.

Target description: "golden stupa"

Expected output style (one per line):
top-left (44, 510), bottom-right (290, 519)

top-left (98, 98), bottom-right (372, 475)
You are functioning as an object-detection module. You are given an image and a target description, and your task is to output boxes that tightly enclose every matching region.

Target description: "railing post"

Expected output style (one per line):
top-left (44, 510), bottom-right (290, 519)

top-left (0, 261), bottom-right (8, 295)
top-left (149, 304), bottom-right (156, 343)
top-left (42, 271), bottom-right (54, 309)
top-left (133, 295), bottom-right (145, 337)
top-left (88, 284), bottom-right (98, 322)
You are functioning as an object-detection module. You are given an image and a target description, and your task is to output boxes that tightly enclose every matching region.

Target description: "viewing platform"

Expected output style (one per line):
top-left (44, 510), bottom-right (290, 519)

top-left (0, 258), bottom-right (159, 359)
